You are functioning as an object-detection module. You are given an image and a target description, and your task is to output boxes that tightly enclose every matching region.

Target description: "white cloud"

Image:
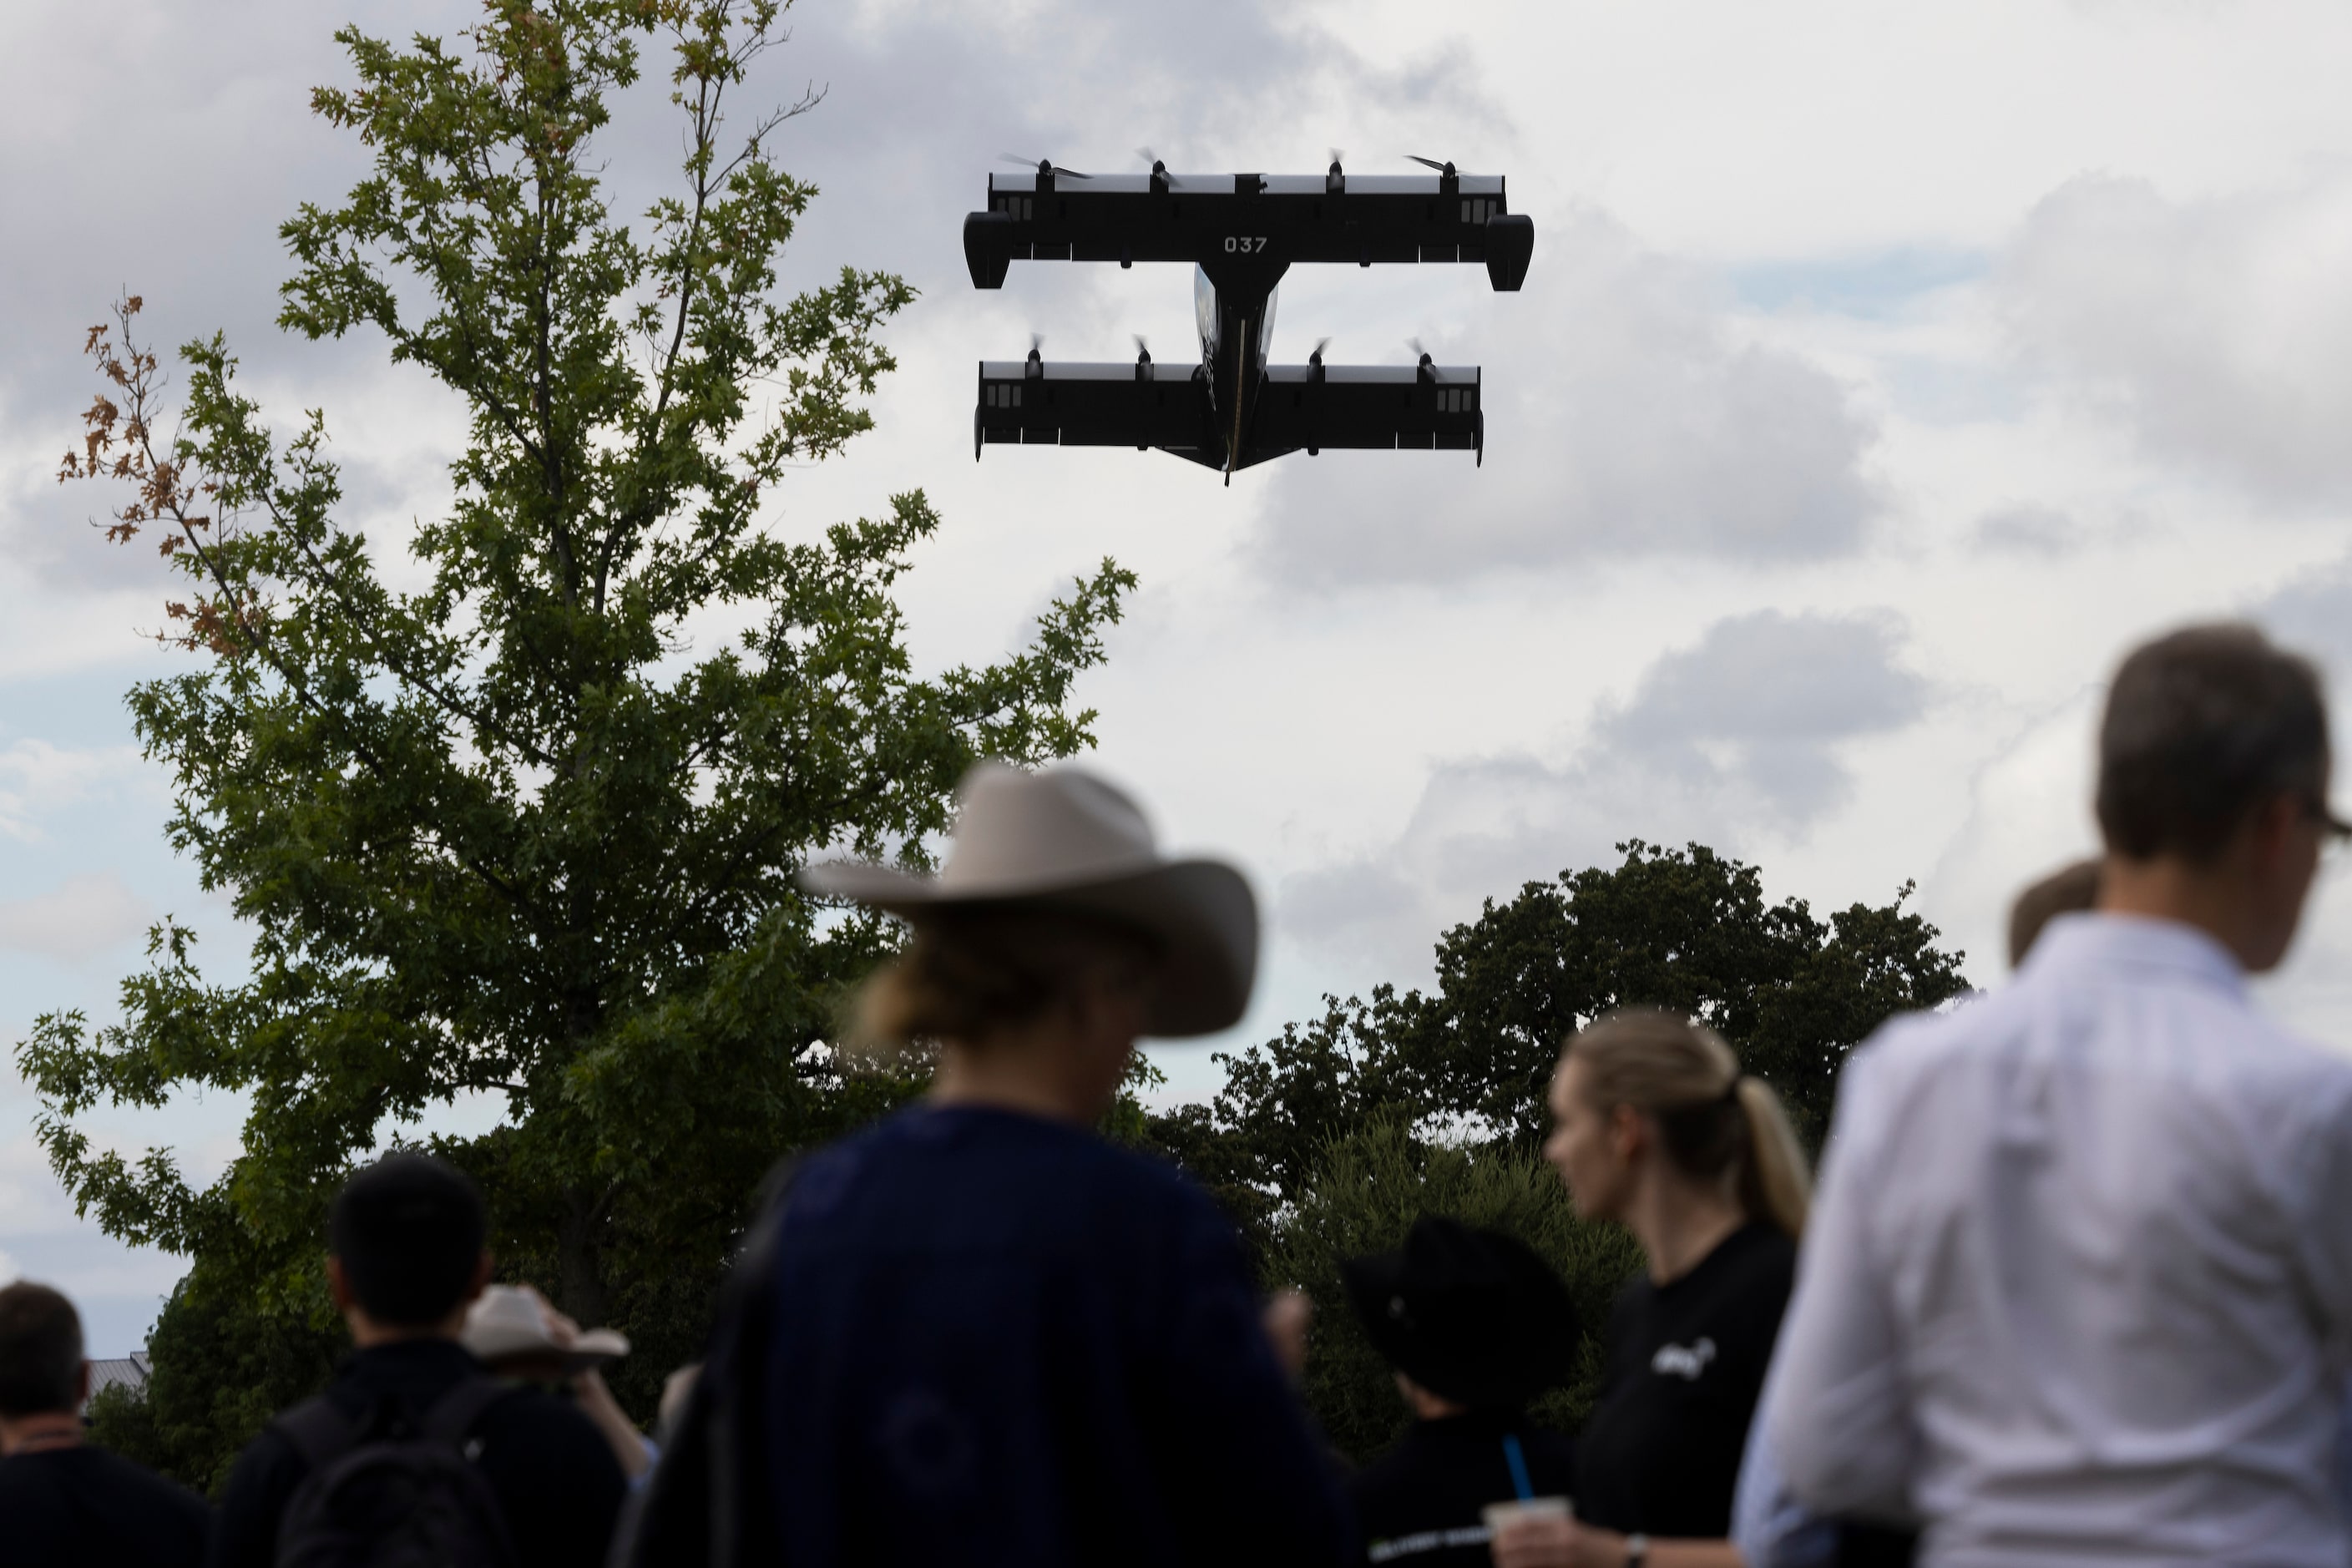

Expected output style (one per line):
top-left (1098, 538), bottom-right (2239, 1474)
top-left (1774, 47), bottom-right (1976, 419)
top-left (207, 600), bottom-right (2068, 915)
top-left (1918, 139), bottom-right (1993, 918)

top-left (1248, 207), bottom-right (1884, 585)
top-left (0, 741), bottom-right (145, 841)
top-left (2000, 170), bottom-right (2352, 504)
top-left (0, 872), bottom-right (154, 964)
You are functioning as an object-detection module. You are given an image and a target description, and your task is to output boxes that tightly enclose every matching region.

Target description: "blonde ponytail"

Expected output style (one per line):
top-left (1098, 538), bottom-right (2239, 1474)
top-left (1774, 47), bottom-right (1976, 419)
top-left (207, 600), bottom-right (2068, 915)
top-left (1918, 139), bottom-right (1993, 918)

top-left (1731, 1074), bottom-right (1811, 1237)
top-left (1565, 1009), bottom-right (1812, 1237)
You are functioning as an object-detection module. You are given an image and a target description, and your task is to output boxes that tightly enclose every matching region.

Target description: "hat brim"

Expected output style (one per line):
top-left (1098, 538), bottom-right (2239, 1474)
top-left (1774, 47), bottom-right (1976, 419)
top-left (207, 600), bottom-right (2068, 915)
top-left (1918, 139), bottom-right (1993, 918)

top-left (800, 857), bottom-right (1257, 1039)
top-left (466, 1325), bottom-right (630, 1373)
top-left (1338, 1243), bottom-right (1576, 1409)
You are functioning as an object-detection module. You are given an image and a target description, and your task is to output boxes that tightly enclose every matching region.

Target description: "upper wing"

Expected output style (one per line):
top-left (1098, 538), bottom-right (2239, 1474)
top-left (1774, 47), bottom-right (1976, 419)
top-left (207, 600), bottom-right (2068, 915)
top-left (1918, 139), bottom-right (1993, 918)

top-left (964, 172), bottom-right (1535, 291)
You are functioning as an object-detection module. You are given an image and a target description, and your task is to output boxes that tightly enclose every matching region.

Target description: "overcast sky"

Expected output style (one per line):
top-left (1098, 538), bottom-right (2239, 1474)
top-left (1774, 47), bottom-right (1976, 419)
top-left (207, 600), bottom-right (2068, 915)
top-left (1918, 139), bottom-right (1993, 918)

top-left (11, 0), bottom-right (2352, 1353)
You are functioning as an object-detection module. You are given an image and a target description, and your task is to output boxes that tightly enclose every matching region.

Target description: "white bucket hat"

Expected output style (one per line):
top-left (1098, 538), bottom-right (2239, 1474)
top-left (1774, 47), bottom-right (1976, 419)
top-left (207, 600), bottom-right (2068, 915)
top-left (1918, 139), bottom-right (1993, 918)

top-left (461, 1284), bottom-right (630, 1372)
top-left (798, 762), bottom-right (1257, 1038)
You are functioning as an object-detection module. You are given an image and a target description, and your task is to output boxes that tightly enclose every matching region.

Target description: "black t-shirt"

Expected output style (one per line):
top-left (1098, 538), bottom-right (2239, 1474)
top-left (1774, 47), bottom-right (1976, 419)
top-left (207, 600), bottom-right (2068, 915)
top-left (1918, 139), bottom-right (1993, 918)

top-left (1572, 1222), bottom-right (1794, 1540)
top-left (207, 1339), bottom-right (626, 1568)
top-left (1348, 1413), bottom-right (1575, 1567)
top-left (0, 1443), bottom-right (210, 1568)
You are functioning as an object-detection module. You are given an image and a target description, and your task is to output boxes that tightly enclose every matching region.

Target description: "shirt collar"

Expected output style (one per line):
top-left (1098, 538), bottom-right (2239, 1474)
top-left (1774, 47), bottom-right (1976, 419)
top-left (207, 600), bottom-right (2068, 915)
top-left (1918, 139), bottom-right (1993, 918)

top-left (2023, 911), bottom-right (2248, 999)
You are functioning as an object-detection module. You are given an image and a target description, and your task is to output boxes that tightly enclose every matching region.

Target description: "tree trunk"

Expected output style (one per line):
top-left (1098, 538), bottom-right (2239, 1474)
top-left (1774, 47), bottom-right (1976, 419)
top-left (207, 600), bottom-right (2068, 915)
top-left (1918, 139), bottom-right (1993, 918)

top-left (556, 1194), bottom-right (611, 1328)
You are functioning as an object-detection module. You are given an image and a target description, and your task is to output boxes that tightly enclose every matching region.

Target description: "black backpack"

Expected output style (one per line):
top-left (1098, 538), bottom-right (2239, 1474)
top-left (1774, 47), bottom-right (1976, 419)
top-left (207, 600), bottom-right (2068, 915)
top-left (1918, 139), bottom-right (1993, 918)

top-left (271, 1375), bottom-right (518, 1568)
top-left (613, 1159), bottom-right (797, 1568)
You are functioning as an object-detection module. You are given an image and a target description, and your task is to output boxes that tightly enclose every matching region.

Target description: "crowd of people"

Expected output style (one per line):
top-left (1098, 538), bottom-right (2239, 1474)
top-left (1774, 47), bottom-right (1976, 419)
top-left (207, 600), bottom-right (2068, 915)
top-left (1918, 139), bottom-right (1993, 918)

top-left (3, 620), bottom-right (2349, 1568)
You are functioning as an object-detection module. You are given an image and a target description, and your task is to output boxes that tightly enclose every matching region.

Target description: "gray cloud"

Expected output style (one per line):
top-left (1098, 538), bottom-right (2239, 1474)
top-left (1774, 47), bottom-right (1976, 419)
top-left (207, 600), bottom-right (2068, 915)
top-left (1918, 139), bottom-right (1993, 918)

top-left (1281, 609), bottom-right (1931, 973)
top-left (1970, 502), bottom-right (2082, 558)
top-left (2254, 549), bottom-right (2352, 685)
top-left (2000, 170), bottom-right (2352, 505)
top-left (1247, 207), bottom-right (1884, 587)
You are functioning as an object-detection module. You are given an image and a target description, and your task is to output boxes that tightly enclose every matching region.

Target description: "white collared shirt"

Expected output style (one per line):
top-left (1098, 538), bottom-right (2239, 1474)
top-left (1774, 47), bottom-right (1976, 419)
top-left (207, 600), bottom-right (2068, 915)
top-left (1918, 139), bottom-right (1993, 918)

top-left (1768, 913), bottom-right (2352, 1566)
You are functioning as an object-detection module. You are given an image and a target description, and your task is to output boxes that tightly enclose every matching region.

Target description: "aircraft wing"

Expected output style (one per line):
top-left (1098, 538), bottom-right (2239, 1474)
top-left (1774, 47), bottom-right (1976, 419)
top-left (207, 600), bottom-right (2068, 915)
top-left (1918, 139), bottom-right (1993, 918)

top-left (964, 171), bottom-right (1535, 292)
top-left (976, 359), bottom-right (1483, 473)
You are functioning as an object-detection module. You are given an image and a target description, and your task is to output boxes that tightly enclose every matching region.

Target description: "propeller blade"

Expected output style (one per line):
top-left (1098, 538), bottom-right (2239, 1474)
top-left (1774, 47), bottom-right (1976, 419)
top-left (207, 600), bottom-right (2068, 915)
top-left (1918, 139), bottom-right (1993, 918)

top-left (999, 154), bottom-right (1093, 179)
top-left (1137, 149), bottom-right (1185, 190)
top-left (1405, 154), bottom-right (1459, 176)
top-left (1029, 332), bottom-right (1045, 357)
top-left (1132, 334), bottom-right (1151, 357)
top-left (1309, 336), bottom-right (1331, 365)
top-left (1406, 336), bottom-right (1428, 360)
top-left (1328, 148), bottom-right (1347, 170)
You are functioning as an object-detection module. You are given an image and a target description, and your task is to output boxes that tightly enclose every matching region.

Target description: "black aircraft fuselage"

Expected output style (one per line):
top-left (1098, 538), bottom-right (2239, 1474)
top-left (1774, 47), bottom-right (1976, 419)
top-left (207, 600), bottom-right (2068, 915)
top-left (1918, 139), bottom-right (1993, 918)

top-left (964, 161), bottom-right (1533, 477)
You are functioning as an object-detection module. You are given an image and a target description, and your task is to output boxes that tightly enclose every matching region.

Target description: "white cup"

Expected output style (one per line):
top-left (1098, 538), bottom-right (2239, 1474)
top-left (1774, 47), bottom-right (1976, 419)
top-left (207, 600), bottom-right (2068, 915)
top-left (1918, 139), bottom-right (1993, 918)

top-left (1482, 1496), bottom-right (1573, 1532)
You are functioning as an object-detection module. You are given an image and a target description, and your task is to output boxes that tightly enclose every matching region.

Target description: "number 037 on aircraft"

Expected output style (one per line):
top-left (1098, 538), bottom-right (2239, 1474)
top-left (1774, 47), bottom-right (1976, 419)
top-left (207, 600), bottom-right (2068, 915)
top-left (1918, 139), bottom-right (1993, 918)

top-left (965, 156), bottom-right (1534, 480)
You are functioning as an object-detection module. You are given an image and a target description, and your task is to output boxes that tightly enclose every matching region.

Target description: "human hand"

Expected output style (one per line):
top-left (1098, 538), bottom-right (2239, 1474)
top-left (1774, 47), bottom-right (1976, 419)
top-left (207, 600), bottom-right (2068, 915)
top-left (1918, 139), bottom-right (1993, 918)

top-left (1490, 1515), bottom-right (1617, 1568)
top-left (1262, 1289), bottom-right (1312, 1379)
top-left (518, 1284), bottom-right (582, 1349)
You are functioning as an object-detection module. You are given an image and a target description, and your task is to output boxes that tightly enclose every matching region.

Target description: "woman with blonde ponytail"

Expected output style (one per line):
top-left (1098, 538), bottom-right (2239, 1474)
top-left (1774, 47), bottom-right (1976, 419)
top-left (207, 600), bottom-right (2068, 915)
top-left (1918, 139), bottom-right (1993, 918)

top-left (1491, 1009), bottom-right (1812, 1568)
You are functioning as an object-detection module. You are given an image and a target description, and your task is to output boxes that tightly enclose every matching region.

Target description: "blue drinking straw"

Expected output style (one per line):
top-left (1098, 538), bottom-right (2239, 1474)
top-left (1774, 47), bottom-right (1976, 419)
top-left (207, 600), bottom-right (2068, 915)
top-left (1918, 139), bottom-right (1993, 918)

top-left (1501, 1434), bottom-right (1535, 1500)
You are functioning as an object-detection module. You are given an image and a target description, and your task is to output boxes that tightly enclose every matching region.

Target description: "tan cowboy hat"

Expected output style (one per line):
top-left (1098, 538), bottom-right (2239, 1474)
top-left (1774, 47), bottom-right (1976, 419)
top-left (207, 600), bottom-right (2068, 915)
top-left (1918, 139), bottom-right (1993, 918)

top-left (461, 1285), bottom-right (630, 1372)
top-left (798, 762), bottom-right (1257, 1037)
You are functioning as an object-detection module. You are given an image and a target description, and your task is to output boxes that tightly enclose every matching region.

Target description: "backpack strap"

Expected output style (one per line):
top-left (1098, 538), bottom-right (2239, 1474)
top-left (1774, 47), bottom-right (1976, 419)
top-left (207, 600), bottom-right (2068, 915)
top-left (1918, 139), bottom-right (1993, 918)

top-left (420, 1374), bottom-right (513, 1449)
top-left (273, 1395), bottom-right (363, 1474)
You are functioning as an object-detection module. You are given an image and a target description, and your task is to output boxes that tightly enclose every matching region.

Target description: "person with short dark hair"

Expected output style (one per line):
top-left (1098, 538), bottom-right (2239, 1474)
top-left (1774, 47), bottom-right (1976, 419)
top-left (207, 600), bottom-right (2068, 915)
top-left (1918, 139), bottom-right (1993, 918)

top-left (209, 1152), bottom-right (627, 1568)
top-left (0, 1280), bottom-right (209, 1567)
top-left (1768, 624), bottom-right (2352, 1564)
top-left (1339, 1216), bottom-right (1577, 1567)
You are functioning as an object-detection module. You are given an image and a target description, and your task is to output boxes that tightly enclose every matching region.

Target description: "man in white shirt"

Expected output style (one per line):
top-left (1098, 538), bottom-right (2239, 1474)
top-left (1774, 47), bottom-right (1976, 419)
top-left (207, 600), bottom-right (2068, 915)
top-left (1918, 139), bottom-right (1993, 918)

top-left (1768, 623), bottom-right (2352, 1566)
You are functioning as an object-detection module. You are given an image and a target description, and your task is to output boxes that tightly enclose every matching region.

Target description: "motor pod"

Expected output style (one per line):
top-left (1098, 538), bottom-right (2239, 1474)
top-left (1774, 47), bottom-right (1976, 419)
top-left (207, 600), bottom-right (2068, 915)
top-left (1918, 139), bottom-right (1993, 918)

top-left (1485, 214), bottom-right (1535, 292)
top-left (964, 210), bottom-right (1015, 290)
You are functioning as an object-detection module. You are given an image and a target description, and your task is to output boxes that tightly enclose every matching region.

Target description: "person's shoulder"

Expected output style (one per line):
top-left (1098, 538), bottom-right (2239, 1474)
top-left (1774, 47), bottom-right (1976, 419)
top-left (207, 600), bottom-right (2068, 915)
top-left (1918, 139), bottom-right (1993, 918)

top-left (83, 1444), bottom-right (210, 1515)
top-left (480, 1382), bottom-right (620, 1459)
top-left (1721, 1221), bottom-right (1798, 1283)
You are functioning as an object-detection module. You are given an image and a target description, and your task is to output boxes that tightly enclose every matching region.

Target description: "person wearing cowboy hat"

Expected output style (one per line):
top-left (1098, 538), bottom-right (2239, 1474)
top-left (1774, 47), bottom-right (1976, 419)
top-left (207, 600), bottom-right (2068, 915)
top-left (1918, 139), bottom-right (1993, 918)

top-left (463, 1284), bottom-right (652, 1481)
top-left (711, 762), bottom-right (1353, 1565)
top-left (1341, 1216), bottom-right (1580, 1568)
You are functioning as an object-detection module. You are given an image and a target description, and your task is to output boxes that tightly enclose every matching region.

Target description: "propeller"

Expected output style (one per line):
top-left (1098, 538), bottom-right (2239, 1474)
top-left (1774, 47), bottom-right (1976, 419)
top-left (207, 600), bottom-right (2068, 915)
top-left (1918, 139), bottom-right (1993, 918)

top-left (1136, 148), bottom-right (1185, 189)
top-left (1000, 154), bottom-right (1093, 180)
top-left (1309, 336), bottom-right (1331, 365)
top-left (1132, 335), bottom-right (1152, 363)
top-left (1325, 149), bottom-right (1345, 191)
top-left (1329, 148), bottom-right (1347, 169)
top-left (1405, 154), bottom-right (1460, 177)
top-left (1029, 332), bottom-right (1045, 357)
top-left (1406, 336), bottom-right (1428, 360)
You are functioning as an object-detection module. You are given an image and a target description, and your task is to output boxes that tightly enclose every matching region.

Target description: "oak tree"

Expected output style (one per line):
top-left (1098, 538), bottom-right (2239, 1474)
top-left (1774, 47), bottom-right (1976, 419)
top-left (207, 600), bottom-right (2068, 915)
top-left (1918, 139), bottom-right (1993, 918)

top-left (23, 0), bottom-right (1130, 1393)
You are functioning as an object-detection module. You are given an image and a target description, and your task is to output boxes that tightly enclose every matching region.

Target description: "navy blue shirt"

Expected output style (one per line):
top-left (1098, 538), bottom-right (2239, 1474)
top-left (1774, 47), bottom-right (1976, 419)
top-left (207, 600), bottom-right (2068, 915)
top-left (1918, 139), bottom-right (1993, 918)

top-left (761, 1103), bottom-right (1354, 1565)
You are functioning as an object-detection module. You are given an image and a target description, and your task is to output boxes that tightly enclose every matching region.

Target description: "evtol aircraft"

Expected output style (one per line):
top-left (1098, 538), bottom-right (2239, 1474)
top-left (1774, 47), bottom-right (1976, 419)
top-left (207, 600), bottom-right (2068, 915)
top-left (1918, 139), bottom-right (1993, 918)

top-left (965, 156), bottom-right (1534, 479)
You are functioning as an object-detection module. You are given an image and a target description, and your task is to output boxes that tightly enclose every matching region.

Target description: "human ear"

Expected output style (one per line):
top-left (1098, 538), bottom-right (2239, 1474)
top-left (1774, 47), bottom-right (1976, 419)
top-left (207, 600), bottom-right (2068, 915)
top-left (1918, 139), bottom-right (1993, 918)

top-left (2247, 792), bottom-right (2304, 874)
top-left (1610, 1103), bottom-right (1646, 1163)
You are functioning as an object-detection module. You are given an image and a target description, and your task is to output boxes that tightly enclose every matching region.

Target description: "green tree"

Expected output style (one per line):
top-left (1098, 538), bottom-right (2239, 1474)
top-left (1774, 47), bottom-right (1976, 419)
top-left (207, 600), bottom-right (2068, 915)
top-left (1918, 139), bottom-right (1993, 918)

top-left (1158, 841), bottom-right (1969, 1460)
top-left (85, 1257), bottom-right (347, 1496)
top-left (1262, 1116), bottom-right (1642, 1464)
top-left (24, 0), bottom-right (1130, 1403)
top-left (1151, 840), bottom-right (1969, 1258)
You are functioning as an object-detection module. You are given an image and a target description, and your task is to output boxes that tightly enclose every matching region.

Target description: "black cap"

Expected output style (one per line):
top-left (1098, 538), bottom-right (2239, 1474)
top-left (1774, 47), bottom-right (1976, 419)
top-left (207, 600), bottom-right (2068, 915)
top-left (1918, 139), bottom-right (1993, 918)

top-left (1340, 1216), bottom-right (1577, 1409)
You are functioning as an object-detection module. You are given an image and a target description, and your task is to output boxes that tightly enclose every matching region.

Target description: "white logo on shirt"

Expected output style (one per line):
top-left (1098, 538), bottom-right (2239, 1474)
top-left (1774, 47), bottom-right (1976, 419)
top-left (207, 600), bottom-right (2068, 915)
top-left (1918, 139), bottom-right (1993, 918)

top-left (1651, 1337), bottom-right (1717, 1380)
